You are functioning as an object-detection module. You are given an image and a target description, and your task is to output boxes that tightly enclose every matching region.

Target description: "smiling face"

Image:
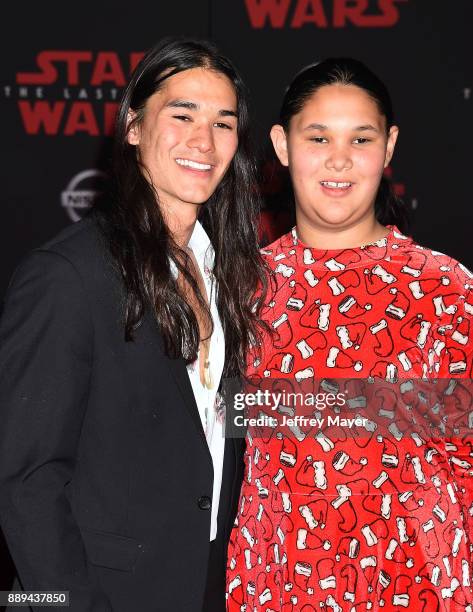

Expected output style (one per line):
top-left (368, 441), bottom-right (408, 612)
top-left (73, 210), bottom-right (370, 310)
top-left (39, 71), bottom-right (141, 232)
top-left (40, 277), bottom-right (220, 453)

top-left (127, 67), bottom-right (238, 222)
top-left (271, 83), bottom-right (398, 237)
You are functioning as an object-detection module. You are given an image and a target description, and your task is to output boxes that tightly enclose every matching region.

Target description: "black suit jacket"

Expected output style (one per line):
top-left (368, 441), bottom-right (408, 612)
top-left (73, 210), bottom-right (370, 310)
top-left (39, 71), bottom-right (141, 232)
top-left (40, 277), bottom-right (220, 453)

top-left (0, 216), bottom-right (244, 611)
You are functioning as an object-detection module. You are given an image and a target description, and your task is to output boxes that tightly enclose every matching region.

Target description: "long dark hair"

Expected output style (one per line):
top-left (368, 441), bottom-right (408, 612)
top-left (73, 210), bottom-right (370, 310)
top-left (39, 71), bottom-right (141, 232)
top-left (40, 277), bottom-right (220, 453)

top-left (96, 37), bottom-right (267, 377)
top-left (279, 57), bottom-right (409, 232)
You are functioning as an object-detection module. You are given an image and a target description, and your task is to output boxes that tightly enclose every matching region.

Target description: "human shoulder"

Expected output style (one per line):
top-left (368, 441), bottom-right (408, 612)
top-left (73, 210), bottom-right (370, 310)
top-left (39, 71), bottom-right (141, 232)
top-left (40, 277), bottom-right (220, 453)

top-left (39, 213), bottom-right (107, 266)
top-left (259, 230), bottom-right (296, 269)
top-left (400, 233), bottom-right (473, 297)
top-left (395, 235), bottom-right (473, 348)
top-left (6, 213), bottom-right (113, 305)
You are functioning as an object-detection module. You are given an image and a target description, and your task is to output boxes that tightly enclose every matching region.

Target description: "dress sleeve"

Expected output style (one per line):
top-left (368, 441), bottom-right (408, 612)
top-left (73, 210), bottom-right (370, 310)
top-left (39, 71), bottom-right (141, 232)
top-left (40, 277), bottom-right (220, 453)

top-left (0, 250), bottom-right (112, 611)
top-left (435, 285), bottom-right (473, 542)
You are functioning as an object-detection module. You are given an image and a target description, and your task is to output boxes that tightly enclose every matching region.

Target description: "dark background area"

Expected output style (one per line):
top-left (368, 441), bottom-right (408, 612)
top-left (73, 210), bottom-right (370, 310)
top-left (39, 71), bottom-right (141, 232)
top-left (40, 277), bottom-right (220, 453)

top-left (1, 0), bottom-right (472, 596)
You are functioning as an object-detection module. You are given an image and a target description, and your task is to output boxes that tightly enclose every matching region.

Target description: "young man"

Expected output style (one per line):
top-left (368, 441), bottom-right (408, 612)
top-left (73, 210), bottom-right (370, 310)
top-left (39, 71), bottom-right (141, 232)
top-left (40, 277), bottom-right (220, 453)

top-left (0, 38), bottom-right (266, 611)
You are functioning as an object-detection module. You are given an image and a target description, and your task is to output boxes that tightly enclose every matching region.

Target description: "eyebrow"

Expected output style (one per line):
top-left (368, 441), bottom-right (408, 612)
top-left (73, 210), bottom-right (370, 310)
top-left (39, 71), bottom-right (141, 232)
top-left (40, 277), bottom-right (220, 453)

top-left (166, 99), bottom-right (237, 118)
top-left (304, 122), bottom-right (379, 132)
top-left (303, 123), bottom-right (328, 131)
top-left (354, 124), bottom-right (379, 132)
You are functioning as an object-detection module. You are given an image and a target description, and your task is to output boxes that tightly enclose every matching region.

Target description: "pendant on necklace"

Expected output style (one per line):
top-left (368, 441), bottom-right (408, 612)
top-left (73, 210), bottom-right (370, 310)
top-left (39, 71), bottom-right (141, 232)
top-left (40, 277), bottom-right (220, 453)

top-left (203, 359), bottom-right (213, 389)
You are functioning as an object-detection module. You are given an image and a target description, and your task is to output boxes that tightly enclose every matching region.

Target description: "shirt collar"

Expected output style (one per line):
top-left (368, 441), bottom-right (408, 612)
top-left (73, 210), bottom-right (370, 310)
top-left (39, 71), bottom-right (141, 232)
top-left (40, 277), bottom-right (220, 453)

top-left (188, 219), bottom-right (213, 264)
top-left (169, 220), bottom-right (214, 279)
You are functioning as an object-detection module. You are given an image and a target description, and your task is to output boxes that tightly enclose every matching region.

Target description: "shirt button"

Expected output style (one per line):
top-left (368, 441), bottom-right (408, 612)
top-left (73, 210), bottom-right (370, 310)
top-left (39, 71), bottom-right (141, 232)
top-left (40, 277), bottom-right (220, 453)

top-left (197, 495), bottom-right (212, 510)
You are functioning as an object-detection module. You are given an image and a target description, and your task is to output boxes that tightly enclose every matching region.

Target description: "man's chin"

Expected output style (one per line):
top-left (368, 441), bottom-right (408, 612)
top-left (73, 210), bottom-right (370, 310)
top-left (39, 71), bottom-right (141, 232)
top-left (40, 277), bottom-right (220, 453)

top-left (180, 191), bottom-right (217, 206)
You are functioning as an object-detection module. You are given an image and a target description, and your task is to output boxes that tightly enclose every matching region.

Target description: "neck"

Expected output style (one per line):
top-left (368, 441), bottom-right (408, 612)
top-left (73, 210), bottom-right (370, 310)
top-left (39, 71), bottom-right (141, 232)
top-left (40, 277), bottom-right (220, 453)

top-left (296, 213), bottom-right (388, 250)
top-left (172, 221), bottom-right (197, 248)
top-left (161, 202), bottom-right (201, 247)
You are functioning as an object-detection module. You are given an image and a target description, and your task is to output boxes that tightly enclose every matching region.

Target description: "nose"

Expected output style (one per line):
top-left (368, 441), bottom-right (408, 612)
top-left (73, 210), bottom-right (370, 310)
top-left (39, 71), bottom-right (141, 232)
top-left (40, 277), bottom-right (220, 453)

top-left (325, 144), bottom-right (352, 172)
top-left (186, 123), bottom-right (215, 154)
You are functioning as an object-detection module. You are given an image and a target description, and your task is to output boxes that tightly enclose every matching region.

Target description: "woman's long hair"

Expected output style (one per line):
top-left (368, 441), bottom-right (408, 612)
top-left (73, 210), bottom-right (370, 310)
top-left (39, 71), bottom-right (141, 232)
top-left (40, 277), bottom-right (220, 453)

top-left (96, 38), bottom-right (267, 377)
top-left (279, 58), bottom-right (409, 233)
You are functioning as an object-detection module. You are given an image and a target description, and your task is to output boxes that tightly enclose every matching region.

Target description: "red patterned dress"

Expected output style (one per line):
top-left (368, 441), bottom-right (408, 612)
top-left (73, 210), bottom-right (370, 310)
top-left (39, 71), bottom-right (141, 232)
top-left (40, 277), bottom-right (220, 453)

top-left (226, 226), bottom-right (473, 611)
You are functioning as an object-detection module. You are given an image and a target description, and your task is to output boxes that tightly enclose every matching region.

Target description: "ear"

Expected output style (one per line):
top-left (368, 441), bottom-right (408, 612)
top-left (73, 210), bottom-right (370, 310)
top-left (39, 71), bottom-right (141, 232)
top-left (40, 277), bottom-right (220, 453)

top-left (384, 125), bottom-right (399, 167)
top-left (126, 110), bottom-right (140, 146)
top-left (270, 124), bottom-right (289, 167)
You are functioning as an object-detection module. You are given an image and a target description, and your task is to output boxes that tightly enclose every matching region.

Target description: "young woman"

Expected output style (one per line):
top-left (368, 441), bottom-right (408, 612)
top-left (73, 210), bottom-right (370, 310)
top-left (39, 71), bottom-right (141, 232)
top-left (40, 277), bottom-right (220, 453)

top-left (0, 38), bottom-right (267, 612)
top-left (226, 58), bottom-right (473, 611)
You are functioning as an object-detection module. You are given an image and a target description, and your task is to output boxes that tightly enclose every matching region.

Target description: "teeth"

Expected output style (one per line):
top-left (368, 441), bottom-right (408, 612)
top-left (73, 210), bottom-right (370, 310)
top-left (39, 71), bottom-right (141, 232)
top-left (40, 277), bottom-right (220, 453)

top-left (321, 181), bottom-right (352, 188)
top-left (176, 158), bottom-right (211, 170)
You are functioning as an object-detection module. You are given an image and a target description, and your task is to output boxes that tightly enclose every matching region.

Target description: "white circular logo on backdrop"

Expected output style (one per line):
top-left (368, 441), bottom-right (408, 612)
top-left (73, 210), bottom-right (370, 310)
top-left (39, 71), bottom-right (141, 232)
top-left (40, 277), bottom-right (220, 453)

top-left (61, 169), bottom-right (107, 222)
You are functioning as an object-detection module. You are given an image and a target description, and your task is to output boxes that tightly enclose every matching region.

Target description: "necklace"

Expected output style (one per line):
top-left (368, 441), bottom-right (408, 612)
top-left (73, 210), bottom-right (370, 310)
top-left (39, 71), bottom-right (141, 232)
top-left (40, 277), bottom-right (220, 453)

top-left (199, 266), bottom-right (215, 390)
top-left (201, 338), bottom-right (213, 390)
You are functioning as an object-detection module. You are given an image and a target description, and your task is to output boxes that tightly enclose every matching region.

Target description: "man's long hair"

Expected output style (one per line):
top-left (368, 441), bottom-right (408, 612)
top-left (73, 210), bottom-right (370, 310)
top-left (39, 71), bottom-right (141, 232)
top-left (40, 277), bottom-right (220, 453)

top-left (95, 38), bottom-right (267, 377)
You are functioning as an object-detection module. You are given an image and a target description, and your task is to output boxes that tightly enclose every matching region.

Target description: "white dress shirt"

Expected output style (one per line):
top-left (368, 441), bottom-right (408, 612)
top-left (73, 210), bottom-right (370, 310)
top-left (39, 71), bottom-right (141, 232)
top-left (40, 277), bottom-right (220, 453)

top-left (170, 220), bottom-right (225, 541)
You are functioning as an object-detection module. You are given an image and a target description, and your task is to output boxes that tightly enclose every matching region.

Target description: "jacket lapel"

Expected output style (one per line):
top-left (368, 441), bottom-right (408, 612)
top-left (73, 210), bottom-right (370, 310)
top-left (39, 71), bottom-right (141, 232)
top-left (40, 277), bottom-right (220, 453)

top-left (165, 354), bottom-right (213, 463)
top-left (141, 309), bottom-right (212, 463)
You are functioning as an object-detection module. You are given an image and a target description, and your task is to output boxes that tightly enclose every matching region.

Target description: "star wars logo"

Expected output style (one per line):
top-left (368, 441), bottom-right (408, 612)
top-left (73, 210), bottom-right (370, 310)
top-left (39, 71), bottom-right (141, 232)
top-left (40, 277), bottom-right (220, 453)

top-left (245, 0), bottom-right (408, 28)
top-left (6, 51), bottom-right (144, 136)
